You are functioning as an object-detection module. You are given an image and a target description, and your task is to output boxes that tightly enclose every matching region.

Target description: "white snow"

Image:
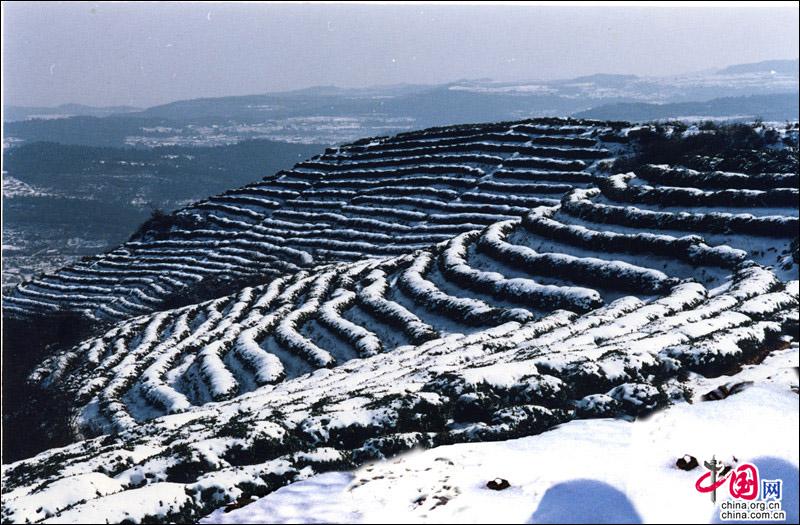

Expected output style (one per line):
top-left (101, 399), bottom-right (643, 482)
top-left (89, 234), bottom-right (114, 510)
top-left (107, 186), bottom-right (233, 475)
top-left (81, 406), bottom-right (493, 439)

top-left (202, 346), bottom-right (799, 524)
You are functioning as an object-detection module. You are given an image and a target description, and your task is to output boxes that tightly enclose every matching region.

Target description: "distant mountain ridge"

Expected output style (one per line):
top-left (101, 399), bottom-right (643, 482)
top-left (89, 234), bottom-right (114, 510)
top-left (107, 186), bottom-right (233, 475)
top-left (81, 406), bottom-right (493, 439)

top-left (127, 60), bottom-right (800, 122)
top-left (717, 58), bottom-right (799, 76)
top-left (574, 92), bottom-right (799, 122)
top-left (3, 103), bottom-right (141, 122)
top-left (5, 59), bottom-right (797, 129)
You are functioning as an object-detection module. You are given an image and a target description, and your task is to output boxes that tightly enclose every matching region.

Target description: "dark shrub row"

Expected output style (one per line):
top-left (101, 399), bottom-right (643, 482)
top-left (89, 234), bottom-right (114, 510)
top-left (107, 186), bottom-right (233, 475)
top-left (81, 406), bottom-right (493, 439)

top-left (321, 164), bottom-right (484, 180)
top-left (331, 142), bottom-right (608, 161)
top-left (351, 195), bottom-right (530, 216)
top-left (636, 164), bottom-right (799, 190)
top-left (493, 169), bottom-right (599, 183)
top-left (476, 221), bottom-right (676, 297)
top-left (316, 174), bottom-right (478, 189)
top-left (563, 189), bottom-right (799, 237)
top-left (478, 180), bottom-right (574, 194)
top-left (600, 174), bottom-right (799, 208)
top-left (441, 231), bottom-right (605, 311)
top-left (521, 211), bottom-right (746, 269)
top-left (298, 153), bottom-right (504, 172)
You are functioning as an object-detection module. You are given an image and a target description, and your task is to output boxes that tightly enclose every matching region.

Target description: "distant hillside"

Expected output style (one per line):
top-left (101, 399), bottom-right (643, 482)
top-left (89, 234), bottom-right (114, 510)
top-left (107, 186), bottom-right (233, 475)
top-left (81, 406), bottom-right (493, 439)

top-left (718, 58), bottom-right (798, 76)
top-left (4, 115), bottom-right (175, 147)
top-left (573, 93), bottom-right (799, 122)
top-left (4, 118), bottom-right (628, 325)
top-left (3, 103), bottom-right (141, 122)
top-left (132, 86), bottom-right (582, 123)
top-left (565, 73), bottom-right (639, 87)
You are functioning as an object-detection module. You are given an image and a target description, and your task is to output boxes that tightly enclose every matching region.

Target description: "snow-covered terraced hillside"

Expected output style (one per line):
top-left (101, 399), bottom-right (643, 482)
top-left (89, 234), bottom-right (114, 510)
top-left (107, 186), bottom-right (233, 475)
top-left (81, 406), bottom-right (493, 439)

top-left (3, 119), bottom-right (629, 323)
top-left (2, 119), bottom-right (798, 522)
top-left (4, 118), bottom-right (798, 522)
top-left (29, 154), bottom-right (800, 432)
top-left (3, 267), bottom-right (797, 523)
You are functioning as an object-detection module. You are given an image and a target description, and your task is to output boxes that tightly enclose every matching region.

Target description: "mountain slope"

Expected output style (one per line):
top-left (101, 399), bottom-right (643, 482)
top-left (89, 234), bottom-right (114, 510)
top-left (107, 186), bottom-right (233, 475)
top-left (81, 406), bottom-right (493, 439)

top-left (2, 120), bottom-right (798, 523)
top-left (3, 265), bottom-right (797, 523)
top-left (200, 346), bottom-right (799, 524)
top-left (4, 118), bottom-right (629, 324)
top-left (2, 119), bottom-right (799, 524)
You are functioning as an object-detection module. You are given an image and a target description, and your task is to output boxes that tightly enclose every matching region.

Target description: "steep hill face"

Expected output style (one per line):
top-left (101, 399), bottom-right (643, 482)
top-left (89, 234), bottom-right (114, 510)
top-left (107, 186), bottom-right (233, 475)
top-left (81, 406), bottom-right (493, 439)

top-left (2, 119), bottom-right (798, 523)
top-left (4, 118), bottom-right (629, 324)
top-left (2, 119), bottom-right (631, 448)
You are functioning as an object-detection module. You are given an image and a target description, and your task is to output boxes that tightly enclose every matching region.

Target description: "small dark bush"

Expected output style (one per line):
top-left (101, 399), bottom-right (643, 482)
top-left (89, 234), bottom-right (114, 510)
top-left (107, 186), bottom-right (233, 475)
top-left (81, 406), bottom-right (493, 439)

top-left (129, 209), bottom-right (202, 242)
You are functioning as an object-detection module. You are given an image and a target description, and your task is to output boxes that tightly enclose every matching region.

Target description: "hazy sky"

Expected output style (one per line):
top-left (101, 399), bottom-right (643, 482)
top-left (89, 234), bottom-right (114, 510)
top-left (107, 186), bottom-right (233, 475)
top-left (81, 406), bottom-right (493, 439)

top-left (3, 2), bottom-right (799, 108)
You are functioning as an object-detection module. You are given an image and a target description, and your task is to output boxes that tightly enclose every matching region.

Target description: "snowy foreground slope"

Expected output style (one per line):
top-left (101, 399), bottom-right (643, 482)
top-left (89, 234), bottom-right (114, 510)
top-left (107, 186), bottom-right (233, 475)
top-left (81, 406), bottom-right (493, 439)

top-left (201, 345), bottom-right (799, 524)
top-left (1, 119), bottom-right (799, 523)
